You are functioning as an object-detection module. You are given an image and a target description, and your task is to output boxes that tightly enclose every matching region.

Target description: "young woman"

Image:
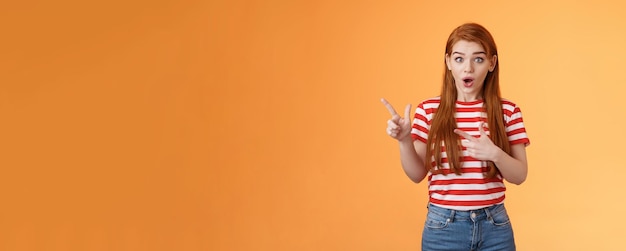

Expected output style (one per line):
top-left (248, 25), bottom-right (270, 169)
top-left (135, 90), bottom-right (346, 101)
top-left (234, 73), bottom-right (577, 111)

top-left (381, 23), bottom-right (530, 251)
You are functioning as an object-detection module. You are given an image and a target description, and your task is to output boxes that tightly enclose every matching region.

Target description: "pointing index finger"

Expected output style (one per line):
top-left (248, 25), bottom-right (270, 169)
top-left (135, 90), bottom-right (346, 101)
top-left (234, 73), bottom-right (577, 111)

top-left (380, 98), bottom-right (399, 116)
top-left (454, 128), bottom-right (477, 142)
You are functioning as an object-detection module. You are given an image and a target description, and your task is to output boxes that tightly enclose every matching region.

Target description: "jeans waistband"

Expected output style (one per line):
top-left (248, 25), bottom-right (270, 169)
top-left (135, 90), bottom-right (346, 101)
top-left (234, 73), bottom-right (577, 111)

top-left (427, 203), bottom-right (506, 222)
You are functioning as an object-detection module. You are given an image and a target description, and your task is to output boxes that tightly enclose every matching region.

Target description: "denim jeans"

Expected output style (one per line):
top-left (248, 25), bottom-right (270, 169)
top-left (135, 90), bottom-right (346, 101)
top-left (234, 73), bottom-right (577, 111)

top-left (421, 203), bottom-right (516, 251)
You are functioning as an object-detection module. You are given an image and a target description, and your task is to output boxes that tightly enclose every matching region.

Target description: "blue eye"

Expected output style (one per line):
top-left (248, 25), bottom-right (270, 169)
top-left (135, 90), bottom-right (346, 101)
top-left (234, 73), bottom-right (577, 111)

top-left (455, 57), bottom-right (463, 63)
top-left (474, 57), bottom-right (484, 63)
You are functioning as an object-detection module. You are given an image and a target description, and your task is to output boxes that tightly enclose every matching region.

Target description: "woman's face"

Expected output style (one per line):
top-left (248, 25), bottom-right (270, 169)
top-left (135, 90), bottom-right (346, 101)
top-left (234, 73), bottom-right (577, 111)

top-left (445, 40), bottom-right (497, 102)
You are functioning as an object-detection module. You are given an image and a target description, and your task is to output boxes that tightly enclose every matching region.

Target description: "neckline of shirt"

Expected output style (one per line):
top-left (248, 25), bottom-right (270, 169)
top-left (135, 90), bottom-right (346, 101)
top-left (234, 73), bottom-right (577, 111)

top-left (455, 99), bottom-right (483, 106)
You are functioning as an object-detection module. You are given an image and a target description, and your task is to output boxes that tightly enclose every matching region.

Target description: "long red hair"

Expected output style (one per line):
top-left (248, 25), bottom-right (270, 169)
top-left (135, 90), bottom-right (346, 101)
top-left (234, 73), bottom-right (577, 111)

top-left (425, 23), bottom-right (511, 178)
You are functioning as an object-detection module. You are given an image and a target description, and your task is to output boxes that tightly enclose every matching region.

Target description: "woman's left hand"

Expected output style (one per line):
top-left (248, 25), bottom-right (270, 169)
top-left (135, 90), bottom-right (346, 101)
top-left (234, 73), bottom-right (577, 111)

top-left (453, 122), bottom-right (502, 161)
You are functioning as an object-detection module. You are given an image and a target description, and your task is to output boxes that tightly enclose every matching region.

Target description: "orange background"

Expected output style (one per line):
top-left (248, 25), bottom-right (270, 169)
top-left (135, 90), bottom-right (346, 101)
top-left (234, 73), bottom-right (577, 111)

top-left (1, 0), bottom-right (626, 250)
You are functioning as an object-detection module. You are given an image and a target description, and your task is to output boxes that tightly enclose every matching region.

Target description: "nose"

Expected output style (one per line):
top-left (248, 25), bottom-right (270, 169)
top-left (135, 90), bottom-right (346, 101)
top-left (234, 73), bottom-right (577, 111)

top-left (463, 61), bottom-right (474, 73)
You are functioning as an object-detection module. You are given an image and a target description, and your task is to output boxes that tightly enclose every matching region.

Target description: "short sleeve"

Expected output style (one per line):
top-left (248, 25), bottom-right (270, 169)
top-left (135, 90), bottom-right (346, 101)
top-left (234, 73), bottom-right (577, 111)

top-left (411, 102), bottom-right (430, 143)
top-left (504, 102), bottom-right (530, 146)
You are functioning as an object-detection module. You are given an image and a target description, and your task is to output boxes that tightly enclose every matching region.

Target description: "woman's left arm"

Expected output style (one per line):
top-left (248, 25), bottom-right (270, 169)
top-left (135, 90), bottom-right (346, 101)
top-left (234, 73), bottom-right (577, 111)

top-left (492, 144), bottom-right (527, 185)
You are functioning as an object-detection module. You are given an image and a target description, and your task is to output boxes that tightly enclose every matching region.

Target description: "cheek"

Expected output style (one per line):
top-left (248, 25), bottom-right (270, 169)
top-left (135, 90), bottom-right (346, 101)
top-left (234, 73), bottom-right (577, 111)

top-left (451, 71), bottom-right (464, 82)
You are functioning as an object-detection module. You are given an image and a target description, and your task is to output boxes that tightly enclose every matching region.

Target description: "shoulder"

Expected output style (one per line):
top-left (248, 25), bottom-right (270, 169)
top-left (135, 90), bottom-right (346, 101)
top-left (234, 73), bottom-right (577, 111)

top-left (500, 98), bottom-right (526, 119)
top-left (416, 97), bottom-right (441, 116)
top-left (418, 96), bottom-right (441, 108)
top-left (500, 98), bottom-right (520, 112)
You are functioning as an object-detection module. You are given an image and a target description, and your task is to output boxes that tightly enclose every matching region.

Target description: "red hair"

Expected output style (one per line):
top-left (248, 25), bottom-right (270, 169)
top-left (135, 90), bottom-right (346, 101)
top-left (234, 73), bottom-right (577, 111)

top-left (425, 23), bottom-right (511, 178)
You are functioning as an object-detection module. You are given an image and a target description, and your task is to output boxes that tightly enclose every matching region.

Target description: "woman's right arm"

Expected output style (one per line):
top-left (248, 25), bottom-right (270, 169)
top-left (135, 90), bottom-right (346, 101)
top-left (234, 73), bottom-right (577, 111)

top-left (398, 138), bottom-right (428, 183)
top-left (381, 98), bottom-right (428, 183)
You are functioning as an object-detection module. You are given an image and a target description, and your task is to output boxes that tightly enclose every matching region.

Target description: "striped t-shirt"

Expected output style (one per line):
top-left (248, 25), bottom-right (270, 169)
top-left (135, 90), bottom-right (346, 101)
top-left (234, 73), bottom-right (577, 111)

top-left (411, 97), bottom-right (530, 210)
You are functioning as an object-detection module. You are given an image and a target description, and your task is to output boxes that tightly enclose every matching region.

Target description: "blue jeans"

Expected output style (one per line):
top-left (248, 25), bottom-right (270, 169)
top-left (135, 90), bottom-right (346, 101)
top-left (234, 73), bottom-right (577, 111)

top-left (421, 203), bottom-right (516, 251)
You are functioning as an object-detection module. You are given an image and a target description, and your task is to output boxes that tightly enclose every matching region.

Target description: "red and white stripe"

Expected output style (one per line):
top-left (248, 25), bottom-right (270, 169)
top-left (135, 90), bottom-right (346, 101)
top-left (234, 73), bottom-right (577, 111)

top-left (411, 97), bottom-right (530, 210)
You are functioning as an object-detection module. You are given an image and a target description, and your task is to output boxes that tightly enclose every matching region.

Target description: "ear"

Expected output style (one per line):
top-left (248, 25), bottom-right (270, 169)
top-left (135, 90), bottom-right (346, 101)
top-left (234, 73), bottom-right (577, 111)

top-left (489, 55), bottom-right (498, 72)
top-left (445, 53), bottom-right (451, 70)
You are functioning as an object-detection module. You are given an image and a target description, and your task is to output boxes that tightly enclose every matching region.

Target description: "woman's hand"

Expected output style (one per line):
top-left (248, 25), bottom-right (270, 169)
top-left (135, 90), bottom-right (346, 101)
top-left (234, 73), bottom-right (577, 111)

top-left (381, 98), bottom-right (412, 141)
top-left (453, 122), bottom-right (502, 161)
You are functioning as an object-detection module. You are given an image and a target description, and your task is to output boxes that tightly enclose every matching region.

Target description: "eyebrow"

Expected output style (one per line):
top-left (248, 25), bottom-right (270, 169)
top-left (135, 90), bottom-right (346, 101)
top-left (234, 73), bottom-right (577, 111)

top-left (452, 51), bottom-right (487, 55)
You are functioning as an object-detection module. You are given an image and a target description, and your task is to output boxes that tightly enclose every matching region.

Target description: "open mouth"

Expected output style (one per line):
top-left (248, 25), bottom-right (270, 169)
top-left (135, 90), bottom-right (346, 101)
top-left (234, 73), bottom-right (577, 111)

top-left (462, 77), bottom-right (474, 87)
